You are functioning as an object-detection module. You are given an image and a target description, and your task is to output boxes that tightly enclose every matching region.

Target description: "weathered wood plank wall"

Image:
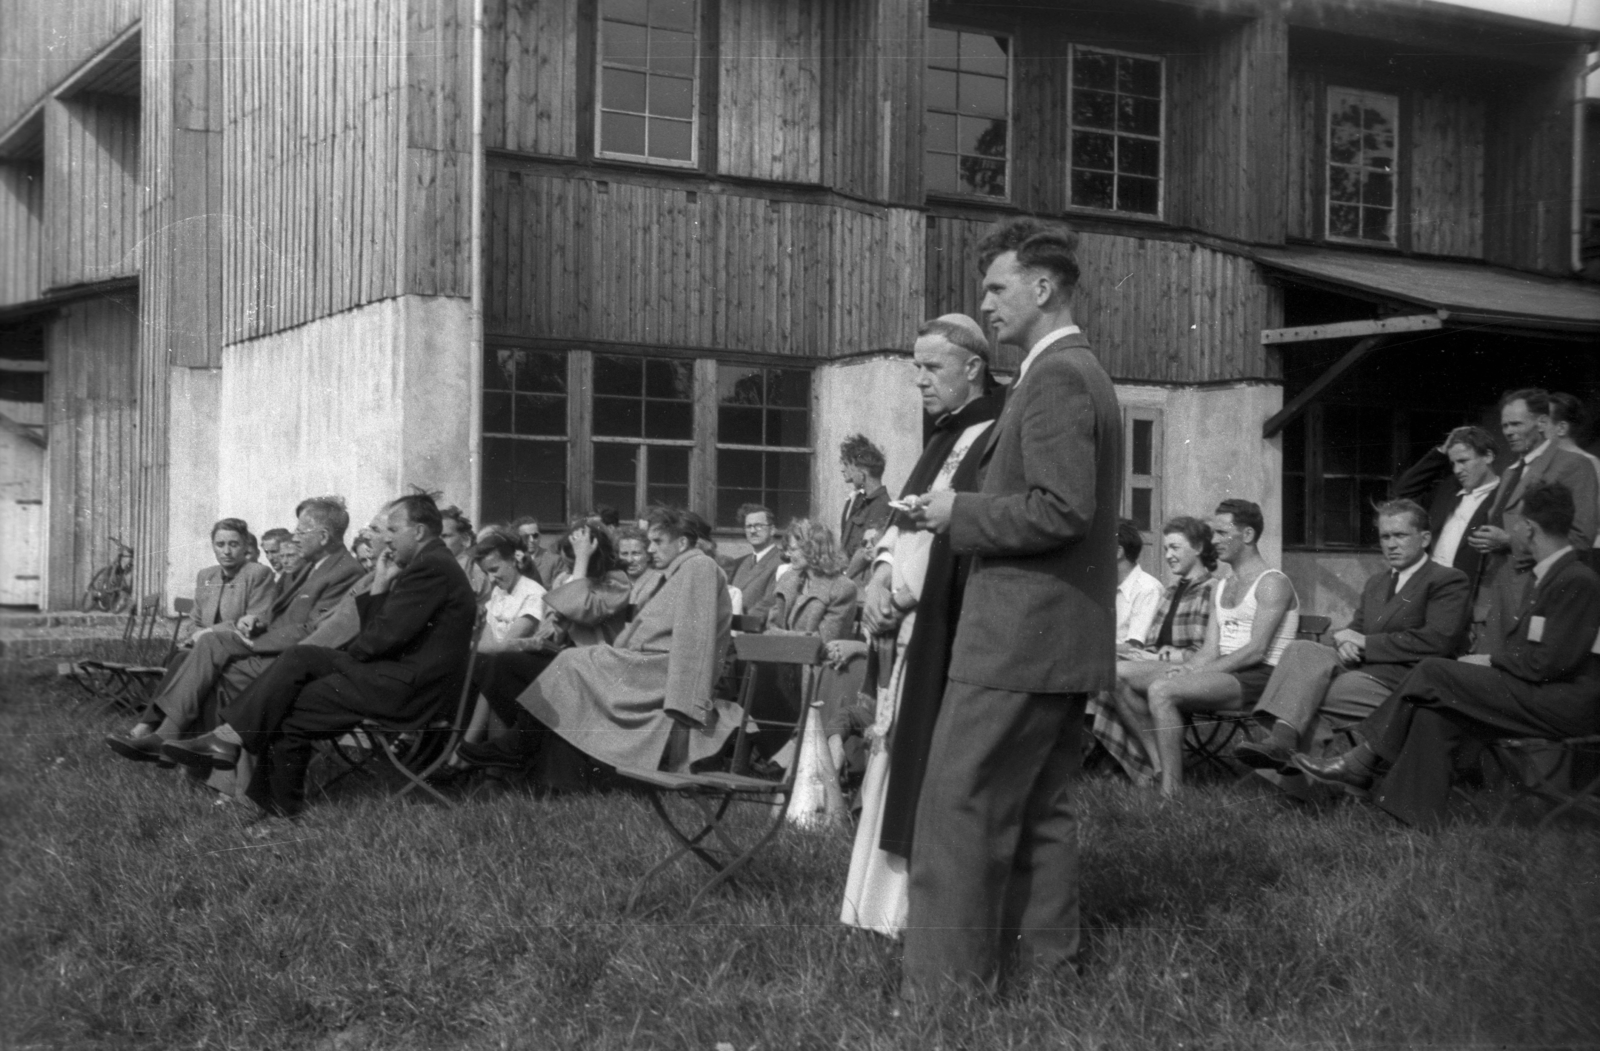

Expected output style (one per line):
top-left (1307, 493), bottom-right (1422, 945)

top-left (44, 95), bottom-right (140, 291)
top-left (0, 162), bottom-right (43, 307)
top-left (0, 0), bottom-right (138, 130)
top-left (482, 0), bottom-right (580, 156)
top-left (1409, 89), bottom-right (1484, 258)
top-left (1283, 66), bottom-right (1319, 242)
top-left (926, 217), bottom-right (1282, 383)
top-left (718, 0), bottom-right (825, 184)
top-left (1483, 59), bottom-right (1579, 275)
top-left (46, 292), bottom-right (139, 608)
top-left (484, 168), bottom-right (923, 356)
top-left (406, 0), bottom-right (475, 299)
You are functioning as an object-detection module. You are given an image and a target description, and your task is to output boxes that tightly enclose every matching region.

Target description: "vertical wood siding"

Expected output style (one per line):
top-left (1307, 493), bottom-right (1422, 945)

top-left (406, 0), bottom-right (474, 298)
top-left (718, 0), bottom-right (825, 184)
top-left (45, 293), bottom-right (139, 609)
top-left (926, 217), bottom-right (1281, 384)
top-left (1408, 89), bottom-right (1484, 258)
top-left (43, 96), bottom-right (140, 290)
top-left (1483, 59), bottom-right (1577, 275)
top-left (0, 161), bottom-right (43, 306)
top-left (1283, 65), bottom-right (1318, 242)
top-left (482, 0), bottom-right (580, 156)
top-left (484, 168), bottom-right (923, 356)
top-left (0, 0), bottom-right (138, 131)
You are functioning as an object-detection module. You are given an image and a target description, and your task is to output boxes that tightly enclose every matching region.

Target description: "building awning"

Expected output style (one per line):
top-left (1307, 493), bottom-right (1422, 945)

top-left (1252, 246), bottom-right (1600, 338)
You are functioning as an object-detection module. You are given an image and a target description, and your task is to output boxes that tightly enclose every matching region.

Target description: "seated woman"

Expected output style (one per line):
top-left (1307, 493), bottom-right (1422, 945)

top-left (1090, 516), bottom-right (1219, 786)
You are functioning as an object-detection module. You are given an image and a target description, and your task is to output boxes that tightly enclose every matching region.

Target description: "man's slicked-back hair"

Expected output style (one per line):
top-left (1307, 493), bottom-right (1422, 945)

top-left (295, 496), bottom-right (350, 541)
top-left (1115, 518), bottom-right (1143, 564)
top-left (917, 318), bottom-right (992, 363)
top-left (975, 217), bottom-right (1081, 291)
top-left (1521, 480), bottom-right (1576, 540)
top-left (840, 433), bottom-right (887, 477)
top-left (1500, 387), bottom-right (1551, 417)
top-left (1445, 425), bottom-right (1496, 458)
top-left (1215, 498), bottom-right (1265, 543)
top-left (645, 504), bottom-right (690, 542)
top-left (387, 492), bottom-right (443, 538)
top-left (261, 527), bottom-right (293, 545)
top-left (1374, 498), bottom-right (1429, 534)
top-left (212, 517), bottom-right (250, 541)
top-left (438, 504), bottom-right (473, 535)
top-left (737, 502), bottom-right (775, 527)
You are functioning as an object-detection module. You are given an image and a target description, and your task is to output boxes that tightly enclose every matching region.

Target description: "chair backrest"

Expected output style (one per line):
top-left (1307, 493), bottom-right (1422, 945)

top-left (727, 634), bottom-right (824, 777)
top-left (1297, 614), bottom-right (1331, 642)
top-left (122, 592), bottom-right (167, 662)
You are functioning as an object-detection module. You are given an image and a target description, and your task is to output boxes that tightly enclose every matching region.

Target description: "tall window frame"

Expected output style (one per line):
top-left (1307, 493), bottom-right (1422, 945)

top-left (923, 25), bottom-right (1013, 201)
top-left (1121, 406), bottom-right (1164, 573)
top-left (1324, 86), bottom-right (1400, 246)
top-left (595, 0), bottom-right (702, 168)
top-left (480, 345), bottom-right (814, 529)
top-left (1067, 45), bottom-right (1165, 218)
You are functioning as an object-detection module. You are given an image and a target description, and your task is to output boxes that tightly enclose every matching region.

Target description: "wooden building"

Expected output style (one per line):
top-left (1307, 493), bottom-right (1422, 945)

top-left (0, 0), bottom-right (1596, 622)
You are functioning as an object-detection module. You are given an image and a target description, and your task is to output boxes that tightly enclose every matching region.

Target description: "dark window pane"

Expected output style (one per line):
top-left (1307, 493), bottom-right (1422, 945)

top-left (719, 405), bottom-right (763, 445)
top-left (648, 444), bottom-right (690, 485)
top-left (1361, 206), bottom-right (1392, 243)
top-left (716, 488), bottom-right (762, 528)
top-left (649, 117), bottom-right (693, 160)
top-left (1074, 50), bottom-right (1114, 90)
top-left (766, 368), bottom-right (810, 408)
top-left (1072, 169), bottom-right (1114, 210)
top-left (652, 0), bottom-right (696, 32)
top-left (519, 350), bottom-right (567, 393)
top-left (774, 489), bottom-right (809, 525)
top-left (602, 21), bottom-right (648, 67)
top-left (927, 69), bottom-right (957, 113)
top-left (1283, 472), bottom-right (1306, 546)
top-left (514, 393), bottom-right (567, 436)
top-left (1356, 406), bottom-right (1394, 475)
top-left (1328, 165), bottom-right (1360, 204)
top-left (1132, 418), bottom-right (1153, 475)
top-left (1073, 131), bottom-right (1114, 171)
top-left (767, 408), bottom-right (808, 447)
top-left (1118, 96), bottom-right (1160, 137)
top-left (718, 448), bottom-right (762, 489)
top-left (959, 157), bottom-right (1005, 197)
top-left (1072, 89), bottom-right (1114, 130)
top-left (927, 28), bottom-right (960, 68)
top-left (1322, 476), bottom-right (1358, 546)
top-left (1119, 56), bottom-right (1161, 98)
top-left (643, 398), bottom-right (692, 439)
top-left (1117, 175), bottom-right (1159, 215)
top-left (1283, 416), bottom-right (1306, 467)
top-left (483, 391), bottom-right (514, 434)
top-left (1119, 136), bottom-right (1160, 177)
top-left (960, 73), bottom-right (1007, 119)
top-left (593, 395), bottom-right (643, 437)
top-left (594, 355), bottom-right (641, 396)
top-left (649, 485), bottom-right (690, 510)
top-left (1131, 487), bottom-right (1153, 532)
top-left (1328, 120), bottom-right (1361, 166)
top-left (482, 437), bottom-right (567, 526)
top-left (959, 33), bottom-right (1007, 77)
top-left (925, 111), bottom-right (956, 153)
top-left (604, 67), bottom-right (647, 112)
top-left (718, 365), bottom-right (763, 404)
top-left (486, 348), bottom-right (519, 390)
top-left (651, 74), bottom-right (694, 119)
top-left (925, 152), bottom-right (957, 194)
top-left (645, 358), bottom-right (693, 400)
top-left (1358, 478), bottom-right (1390, 547)
top-left (1328, 204), bottom-right (1360, 239)
top-left (601, 111), bottom-right (646, 155)
top-left (772, 451), bottom-right (810, 490)
top-left (649, 28), bottom-right (696, 76)
top-left (594, 483), bottom-right (637, 522)
top-left (1323, 405), bottom-right (1362, 474)
top-left (594, 442), bottom-right (638, 483)
top-left (1362, 170), bottom-right (1393, 208)
top-left (602, 0), bottom-right (648, 23)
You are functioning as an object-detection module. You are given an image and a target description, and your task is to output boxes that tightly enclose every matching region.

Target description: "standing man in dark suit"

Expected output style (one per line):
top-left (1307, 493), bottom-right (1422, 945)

top-left (164, 493), bottom-right (477, 819)
top-left (1232, 499), bottom-right (1470, 773)
top-left (729, 503), bottom-right (784, 618)
top-left (839, 435), bottom-right (891, 588)
top-left (1296, 481), bottom-right (1600, 828)
top-left (1392, 425), bottom-right (1499, 583)
top-left (902, 218), bottom-right (1120, 996)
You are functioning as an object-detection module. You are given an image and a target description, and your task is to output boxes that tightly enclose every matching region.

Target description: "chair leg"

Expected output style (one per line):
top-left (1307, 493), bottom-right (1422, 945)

top-left (684, 797), bottom-right (793, 915)
top-left (380, 731), bottom-right (455, 807)
top-left (625, 792), bottom-right (736, 916)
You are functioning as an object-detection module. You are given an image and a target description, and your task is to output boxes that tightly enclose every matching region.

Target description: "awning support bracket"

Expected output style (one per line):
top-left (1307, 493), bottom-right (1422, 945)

top-left (1261, 335), bottom-right (1391, 439)
top-left (1259, 311), bottom-right (1444, 345)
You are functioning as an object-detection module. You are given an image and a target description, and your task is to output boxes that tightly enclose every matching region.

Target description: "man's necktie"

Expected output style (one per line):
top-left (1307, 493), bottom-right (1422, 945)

top-left (1384, 571), bottom-right (1398, 603)
top-left (1491, 460), bottom-right (1525, 522)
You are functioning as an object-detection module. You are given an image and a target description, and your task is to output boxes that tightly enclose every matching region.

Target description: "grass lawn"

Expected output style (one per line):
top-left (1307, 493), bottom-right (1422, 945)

top-left (2, 671), bottom-right (1598, 1050)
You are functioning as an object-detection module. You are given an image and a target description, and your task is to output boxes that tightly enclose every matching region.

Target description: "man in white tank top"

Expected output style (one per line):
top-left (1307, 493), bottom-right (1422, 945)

top-left (1114, 498), bottom-right (1298, 796)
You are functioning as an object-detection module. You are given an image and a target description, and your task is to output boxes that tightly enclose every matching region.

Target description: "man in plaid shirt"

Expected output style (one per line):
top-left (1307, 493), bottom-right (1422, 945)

top-left (1089, 516), bottom-right (1218, 784)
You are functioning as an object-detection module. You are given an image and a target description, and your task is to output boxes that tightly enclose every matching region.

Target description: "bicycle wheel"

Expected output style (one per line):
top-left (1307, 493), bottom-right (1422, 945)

top-left (80, 567), bottom-right (115, 613)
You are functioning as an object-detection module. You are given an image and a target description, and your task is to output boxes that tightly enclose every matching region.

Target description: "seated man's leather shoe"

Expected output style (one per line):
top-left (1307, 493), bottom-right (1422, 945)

top-left (1291, 751), bottom-right (1374, 790)
top-left (105, 731), bottom-right (174, 767)
top-left (456, 733), bottom-right (536, 770)
top-left (161, 733), bottom-right (240, 772)
top-left (1231, 738), bottom-right (1295, 773)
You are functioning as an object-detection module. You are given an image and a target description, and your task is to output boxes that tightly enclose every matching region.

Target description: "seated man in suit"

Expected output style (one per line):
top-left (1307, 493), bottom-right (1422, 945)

top-left (839, 434), bottom-right (891, 588)
top-left (105, 496), bottom-right (366, 763)
top-left (163, 493), bottom-right (477, 820)
top-left (730, 503), bottom-right (785, 618)
top-left (1392, 425), bottom-right (1499, 584)
top-left (1231, 499), bottom-right (1470, 774)
top-left (1295, 481), bottom-right (1600, 828)
top-left (260, 527), bottom-right (294, 579)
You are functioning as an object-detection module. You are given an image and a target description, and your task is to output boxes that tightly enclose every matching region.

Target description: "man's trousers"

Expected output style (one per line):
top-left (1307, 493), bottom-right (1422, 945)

top-left (1254, 640), bottom-right (1391, 741)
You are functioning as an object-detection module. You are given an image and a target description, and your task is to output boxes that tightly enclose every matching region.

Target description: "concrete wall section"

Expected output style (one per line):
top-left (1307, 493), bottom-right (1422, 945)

top-left (164, 366), bottom-right (222, 605)
top-left (1282, 550), bottom-right (1383, 633)
top-left (1162, 383), bottom-right (1285, 572)
top-left (812, 353), bottom-right (921, 538)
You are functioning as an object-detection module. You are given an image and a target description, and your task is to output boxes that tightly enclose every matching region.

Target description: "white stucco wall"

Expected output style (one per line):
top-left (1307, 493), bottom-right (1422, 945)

top-left (165, 295), bottom-right (474, 600)
top-left (812, 352), bottom-right (921, 536)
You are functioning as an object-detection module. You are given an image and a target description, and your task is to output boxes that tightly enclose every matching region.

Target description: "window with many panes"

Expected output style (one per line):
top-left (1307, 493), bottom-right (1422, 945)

top-left (715, 365), bottom-right (812, 527)
top-left (924, 27), bottom-right (1010, 199)
top-left (481, 347), bottom-right (813, 528)
top-left (1069, 48), bottom-right (1163, 216)
top-left (1326, 87), bottom-right (1398, 245)
top-left (597, 0), bottom-right (700, 166)
top-left (1122, 407), bottom-right (1164, 571)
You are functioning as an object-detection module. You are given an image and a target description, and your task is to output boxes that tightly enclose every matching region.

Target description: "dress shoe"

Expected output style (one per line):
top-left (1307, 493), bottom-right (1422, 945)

top-left (105, 731), bottom-right (174, 767)
top-left (1291, 751), bottom-right (1374, 791)
top-left (456, 733), bottom-right (535, 770)
top-left (1232, 738), bottom-right (1295, 773)
top-left (161, 733), bottom-right (240, 772)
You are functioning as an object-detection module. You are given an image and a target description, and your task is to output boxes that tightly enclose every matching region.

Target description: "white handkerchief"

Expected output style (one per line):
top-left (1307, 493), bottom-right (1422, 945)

top-left (1527, 615), bottom-right (1545, 644)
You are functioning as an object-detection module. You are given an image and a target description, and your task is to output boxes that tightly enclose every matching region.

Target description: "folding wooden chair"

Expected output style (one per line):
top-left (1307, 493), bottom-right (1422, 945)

top-left (1181, 613), bottom-right (1333, 777)
top-left (614, 633), bottom-right (824, 916)
top-left (321, 613), bottom-right (485, 807)
top-left (1467, 734), bottom-right (1600, 828)
top-left (63, 594), bottom-right (189, 712)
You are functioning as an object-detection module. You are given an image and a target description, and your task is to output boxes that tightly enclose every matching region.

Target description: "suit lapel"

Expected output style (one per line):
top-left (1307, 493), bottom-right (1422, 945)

top-left (982, 334), bottom-right (1088, 461)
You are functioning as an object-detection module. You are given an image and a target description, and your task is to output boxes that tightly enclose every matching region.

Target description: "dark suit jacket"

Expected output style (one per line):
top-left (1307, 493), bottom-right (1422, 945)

top-left (1391, 447), bottom-right (1496, 581)
top-left (840, 485), bottom-right (891, 583)
top-left (1487, 445), bottom-right (1600, 556)
top-left (338, 539), bottom-right (478, 722)
top-left (1489, 549), bottom-right (1600, 708)
top-left (252, 547), bottom-right (366, 655)
top-left (730, 545), bottom-right (784, 618)
top-left (947, 332), bottom-right (1121, 694)
top-left (1346, 558), bottom-right (1471, 687)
